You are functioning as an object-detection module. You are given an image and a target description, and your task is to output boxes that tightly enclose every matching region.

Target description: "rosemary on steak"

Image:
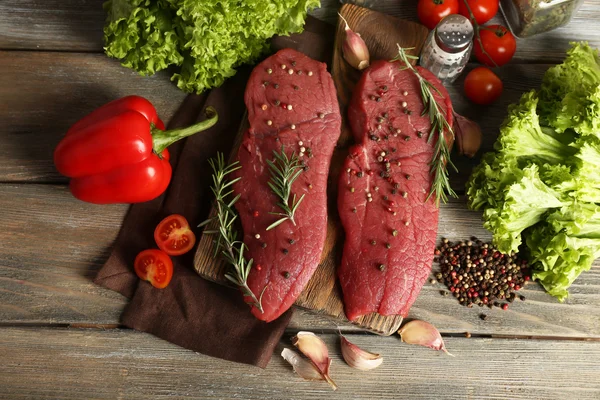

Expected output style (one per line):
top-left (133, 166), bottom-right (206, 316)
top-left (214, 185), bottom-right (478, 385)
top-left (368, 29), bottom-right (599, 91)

top-left (199, 153), bottom-right (265, 313)
top-left (266, 146), bottom-right (306, 231)
top-left (393, 45), bottom-right (458, 205)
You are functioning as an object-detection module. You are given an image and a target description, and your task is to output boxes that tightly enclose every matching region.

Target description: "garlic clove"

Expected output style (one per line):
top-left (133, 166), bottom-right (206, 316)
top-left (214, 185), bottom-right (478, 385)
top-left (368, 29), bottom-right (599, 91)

top-left (340, 335), bottom-right (383, 371)
top-left (398, 320), bottom-right (453, 356)
top-left (281, 348), bottom-right (324, 381)
top-left (453, 113), bottom-right (482, 158)
top-left (292, 331), bottom-right (338, 390)
top-left (292, 331), bottom-right (330, 373)
top-left (338, 13), bottom-right (370, 71)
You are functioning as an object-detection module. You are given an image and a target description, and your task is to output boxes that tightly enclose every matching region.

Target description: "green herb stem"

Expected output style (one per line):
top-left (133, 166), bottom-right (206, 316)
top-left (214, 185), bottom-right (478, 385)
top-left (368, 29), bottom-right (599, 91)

top-left (266, 146), bottom-right (306, 231)
top-left (199, 153), bottom-right (265, 313)
top-left (393, 46), bottom-right (458, 205)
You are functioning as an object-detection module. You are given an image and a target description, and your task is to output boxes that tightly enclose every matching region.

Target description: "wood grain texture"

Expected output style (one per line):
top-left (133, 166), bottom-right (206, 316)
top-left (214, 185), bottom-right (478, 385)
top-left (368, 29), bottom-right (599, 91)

top-left (1, 184), bottom-right (598, 337)
top-left (2, 327), bottom-right (600, 399)
top-left (1, 0), bottom-right (599, 64)
top-left (194, 7), bottom-right (429, 336)
top-left (0, 51), bottom-right (187, 182)
top-left (0, 48), bottom-right (557, 188)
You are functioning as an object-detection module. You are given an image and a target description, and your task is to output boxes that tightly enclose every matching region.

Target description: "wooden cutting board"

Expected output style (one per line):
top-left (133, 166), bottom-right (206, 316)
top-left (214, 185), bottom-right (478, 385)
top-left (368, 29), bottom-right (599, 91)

top-left (194, 4), bottom-right (429, 336)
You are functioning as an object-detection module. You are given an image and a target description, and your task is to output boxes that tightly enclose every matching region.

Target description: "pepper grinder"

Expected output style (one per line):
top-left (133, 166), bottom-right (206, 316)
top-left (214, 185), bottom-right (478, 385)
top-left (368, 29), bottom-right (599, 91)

top-left (419, 14), bottom-right (474, 85)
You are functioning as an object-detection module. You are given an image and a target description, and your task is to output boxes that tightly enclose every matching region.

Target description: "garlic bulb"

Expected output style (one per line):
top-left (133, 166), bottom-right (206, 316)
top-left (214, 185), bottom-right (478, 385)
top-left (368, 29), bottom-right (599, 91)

top-left (339, 13), bottom-right (370, 70)
top-left (340, 335), bottom-right (383, 371)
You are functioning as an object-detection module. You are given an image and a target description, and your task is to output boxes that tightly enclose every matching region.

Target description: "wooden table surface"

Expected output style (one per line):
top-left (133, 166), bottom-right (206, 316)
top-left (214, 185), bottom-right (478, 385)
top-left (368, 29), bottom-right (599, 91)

top-left (1, 1), bottom-right (600, 399)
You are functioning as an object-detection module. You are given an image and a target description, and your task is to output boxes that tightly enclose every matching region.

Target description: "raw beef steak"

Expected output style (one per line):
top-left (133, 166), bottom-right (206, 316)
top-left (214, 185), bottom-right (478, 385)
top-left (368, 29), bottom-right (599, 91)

top-left (233, 48), bottom-right (341, 322)
top-left (338, 60), bottom-right (453, 321)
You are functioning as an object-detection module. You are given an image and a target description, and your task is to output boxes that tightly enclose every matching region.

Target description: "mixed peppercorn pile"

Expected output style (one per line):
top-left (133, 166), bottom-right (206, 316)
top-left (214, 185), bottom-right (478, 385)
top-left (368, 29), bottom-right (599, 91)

top-left (434, 237), bottom-right (530, 311)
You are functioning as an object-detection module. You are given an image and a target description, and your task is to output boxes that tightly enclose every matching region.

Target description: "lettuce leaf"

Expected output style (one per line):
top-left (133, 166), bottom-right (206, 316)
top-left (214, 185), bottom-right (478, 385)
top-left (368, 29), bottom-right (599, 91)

top-left (466, 42), bottom-right (600, 301)
top-left (103, 0), bottom-right (320, 93)
top-left (103, 0), bottom-right (184, 75)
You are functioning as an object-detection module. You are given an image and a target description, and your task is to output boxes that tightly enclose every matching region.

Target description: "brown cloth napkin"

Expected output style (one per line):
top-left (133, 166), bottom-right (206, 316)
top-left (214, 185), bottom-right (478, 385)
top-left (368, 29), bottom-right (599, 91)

top-left (94, 16), bottom-right (335, 368)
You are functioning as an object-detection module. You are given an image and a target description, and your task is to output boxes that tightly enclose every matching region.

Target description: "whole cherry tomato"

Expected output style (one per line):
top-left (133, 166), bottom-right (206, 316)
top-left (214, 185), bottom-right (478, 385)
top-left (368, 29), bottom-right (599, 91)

top-left (154, 214), bottom-right (196, 256)
top-left (417, 0), bottom-right (459, 30)
top-left (458, 0), bottom-right (499, 25)
top-left (474, 25), bottom-right (517, 67)
top-left (464, 67), bottom-right (503, 105)
top-left (134, 249), bottom-right (174, 289)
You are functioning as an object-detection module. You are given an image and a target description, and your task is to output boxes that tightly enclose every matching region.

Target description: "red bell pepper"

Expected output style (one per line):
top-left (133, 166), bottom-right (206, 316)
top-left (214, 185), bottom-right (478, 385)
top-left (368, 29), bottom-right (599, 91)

top-left (54, 95), bottom-right (218, 204)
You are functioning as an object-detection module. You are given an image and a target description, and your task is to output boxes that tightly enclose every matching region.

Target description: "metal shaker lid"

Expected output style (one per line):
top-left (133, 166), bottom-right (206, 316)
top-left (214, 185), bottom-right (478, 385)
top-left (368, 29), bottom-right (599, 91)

top-left (434, 14), bottom-right (474, 53)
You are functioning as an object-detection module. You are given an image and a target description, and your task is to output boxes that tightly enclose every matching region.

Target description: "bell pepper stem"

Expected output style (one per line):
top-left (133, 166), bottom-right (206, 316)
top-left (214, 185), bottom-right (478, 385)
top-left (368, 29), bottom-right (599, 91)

top-left (151, 106), bottom-right (218, 155)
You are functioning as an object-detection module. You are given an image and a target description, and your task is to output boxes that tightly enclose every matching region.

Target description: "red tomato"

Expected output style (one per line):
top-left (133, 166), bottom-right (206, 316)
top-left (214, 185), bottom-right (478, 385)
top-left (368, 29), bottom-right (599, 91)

top-left (134, 249), bottom-right (173, 289)
top-left (417, 0), bottom-right (460, 30)
top-left (154, 214), bottom-right (196, 256)
top-left (464, 67), bottom-right (503, 105)
top-left (474, 25), bottom-right (517, 67)
top-left (458, 0), bottom-right (499, 25)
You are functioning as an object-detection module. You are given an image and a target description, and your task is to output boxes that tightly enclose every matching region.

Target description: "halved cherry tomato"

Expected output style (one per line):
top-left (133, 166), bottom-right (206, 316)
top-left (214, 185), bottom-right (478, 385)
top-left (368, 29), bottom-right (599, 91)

top-left (134, 249), bottom-right (173, 289)
top-left (474, 25), bottom-right (516, 67)
top-left (458, 0), bottom-right (499, 25)
top-left (154, 214), bottom-right (196, 256)
top-left (417, 0), bottom-right (459, 30)
top-left (464, 67), bottom-right (503, 105)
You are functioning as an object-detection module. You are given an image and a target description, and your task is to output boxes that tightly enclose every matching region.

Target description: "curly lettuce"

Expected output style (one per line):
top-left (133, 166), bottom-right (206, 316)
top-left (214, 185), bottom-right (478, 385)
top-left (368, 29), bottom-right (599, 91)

top-left (466, 42), bottom-right (600, 301)
top-left (103, 0), bottom-right (320, 93)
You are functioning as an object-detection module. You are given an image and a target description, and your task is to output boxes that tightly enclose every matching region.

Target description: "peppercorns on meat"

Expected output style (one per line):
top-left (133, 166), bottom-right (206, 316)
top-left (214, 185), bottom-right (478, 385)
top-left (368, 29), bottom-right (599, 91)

top-left (434, 237), bottom-right (530, 310)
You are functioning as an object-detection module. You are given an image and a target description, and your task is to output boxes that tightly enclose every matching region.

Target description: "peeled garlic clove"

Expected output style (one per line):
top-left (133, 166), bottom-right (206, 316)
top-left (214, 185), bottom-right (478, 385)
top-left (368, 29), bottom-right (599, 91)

top-left (292, 331), bottom-right (338, 390)
top-left (340, 335), bottom-right (383, 371)
top-left (339, 13), bottom-right (370, 70)
top-left (398, 320), bottom-right (453, 356)
top-left (453, 113), bottom-right (482, 158)
top-left (281, 348), bottom-right (324, 381)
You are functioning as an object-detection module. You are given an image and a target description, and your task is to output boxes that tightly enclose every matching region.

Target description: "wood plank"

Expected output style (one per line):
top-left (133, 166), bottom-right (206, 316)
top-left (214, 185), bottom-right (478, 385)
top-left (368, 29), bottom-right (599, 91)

top-left (0, 183), bottom-right (353, 331)
top-left (2, 183), bottom-right (598, 337)
top-left (0, 48), bottom-right (551, 188)
top-left (1, 327), bottom-right (600, 399)
top-left (1, 0), bottom-right (598, 64)
top-left (0, 0), bottom-right (106, 51)
top-left (0, 51), bottom-right (187, 182)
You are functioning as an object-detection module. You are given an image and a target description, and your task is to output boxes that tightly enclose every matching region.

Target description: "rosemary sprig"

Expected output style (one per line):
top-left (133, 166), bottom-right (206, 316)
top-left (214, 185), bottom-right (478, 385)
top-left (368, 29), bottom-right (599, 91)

top-left (199, 152), bottom-right (265, 313)
top-left (265, 146), bottom-right (306, 231)
top-left (392, 45), bottom-right (458, 206)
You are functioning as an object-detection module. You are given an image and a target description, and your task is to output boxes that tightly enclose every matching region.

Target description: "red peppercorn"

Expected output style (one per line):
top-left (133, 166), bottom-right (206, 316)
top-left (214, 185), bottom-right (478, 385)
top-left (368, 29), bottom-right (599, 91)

top-left (524, 276), bottom-right (530, 281)
top-left (473, 292), bottom-right (479, 298)
top-left (502, 304), bottom-right (509, 311)
top-left (451, 271), bottom-right (457, 277)
top-left (450, 287), bottom-right (455, 293)
top-left (514, 285), bottom-right (521, 290)
top-left (482, 297), bottom-right (488, 304)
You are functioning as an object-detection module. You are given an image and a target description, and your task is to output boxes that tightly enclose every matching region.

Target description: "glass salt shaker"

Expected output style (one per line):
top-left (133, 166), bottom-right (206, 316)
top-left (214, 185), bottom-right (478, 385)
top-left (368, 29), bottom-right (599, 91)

top-left (419, 14), bottom-right (474, 85)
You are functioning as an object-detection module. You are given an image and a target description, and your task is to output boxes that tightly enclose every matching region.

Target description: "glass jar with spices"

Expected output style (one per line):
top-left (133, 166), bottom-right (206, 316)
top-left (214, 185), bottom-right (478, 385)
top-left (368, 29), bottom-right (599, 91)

top-left (500, 0), bottom-right (585, 38)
